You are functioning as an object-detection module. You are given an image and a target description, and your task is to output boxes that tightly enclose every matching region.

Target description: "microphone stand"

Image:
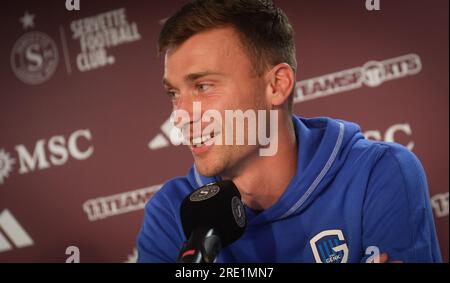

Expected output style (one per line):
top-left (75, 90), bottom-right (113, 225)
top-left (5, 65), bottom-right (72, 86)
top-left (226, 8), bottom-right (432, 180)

top-left (177, 227), bottom-right (222, 263)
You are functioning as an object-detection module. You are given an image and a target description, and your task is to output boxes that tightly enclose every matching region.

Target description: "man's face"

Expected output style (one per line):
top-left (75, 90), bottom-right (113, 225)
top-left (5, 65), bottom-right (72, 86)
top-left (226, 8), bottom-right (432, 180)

top-left (163, 27), bottom-right (270, 177)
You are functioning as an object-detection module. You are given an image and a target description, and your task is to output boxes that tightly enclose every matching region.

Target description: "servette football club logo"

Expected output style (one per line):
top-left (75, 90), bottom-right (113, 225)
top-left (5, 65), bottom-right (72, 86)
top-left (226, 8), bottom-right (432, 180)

top-left (10, 12), bottom-right (59, 85)
top-left (310, 229), bottom-right (349, 263)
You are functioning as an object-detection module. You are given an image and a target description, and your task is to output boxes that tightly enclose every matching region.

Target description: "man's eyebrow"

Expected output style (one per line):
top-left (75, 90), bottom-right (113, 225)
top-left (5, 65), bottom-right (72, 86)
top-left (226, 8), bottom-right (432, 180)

top-left (184, 71), bottom-right (224, 82)
top-left (162, 71), bottom-right (224, 88)
top-left (162, 78), bottom-right (174, 88)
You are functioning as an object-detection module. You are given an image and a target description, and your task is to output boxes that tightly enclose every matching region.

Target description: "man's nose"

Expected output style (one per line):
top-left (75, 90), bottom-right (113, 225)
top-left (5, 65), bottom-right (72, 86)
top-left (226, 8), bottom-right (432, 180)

top-left (175, 91), bottom-right (193, 117)
top-left (173, 92), bottom-right (200, 129)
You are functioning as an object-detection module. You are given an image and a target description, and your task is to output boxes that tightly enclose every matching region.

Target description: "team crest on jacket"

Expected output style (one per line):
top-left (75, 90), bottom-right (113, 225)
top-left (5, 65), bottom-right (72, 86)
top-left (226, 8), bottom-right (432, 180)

top-left (310, 229), bottom-right (349, 263)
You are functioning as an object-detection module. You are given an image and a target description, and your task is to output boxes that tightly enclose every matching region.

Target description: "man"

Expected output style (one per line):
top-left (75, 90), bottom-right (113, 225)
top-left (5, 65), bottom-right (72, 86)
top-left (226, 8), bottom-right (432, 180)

top-left (137, 0), bottom-right (442, 263)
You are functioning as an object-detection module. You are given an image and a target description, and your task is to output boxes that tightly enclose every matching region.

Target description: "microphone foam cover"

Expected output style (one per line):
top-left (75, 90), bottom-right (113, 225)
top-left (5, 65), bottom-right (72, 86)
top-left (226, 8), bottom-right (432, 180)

top-left (180, 180), bottom-right (247, 247)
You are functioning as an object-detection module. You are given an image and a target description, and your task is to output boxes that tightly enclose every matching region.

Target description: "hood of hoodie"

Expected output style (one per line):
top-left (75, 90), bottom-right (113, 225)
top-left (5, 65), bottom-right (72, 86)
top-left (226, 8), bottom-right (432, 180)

top-left (185, 115), bottom-right (364, 226)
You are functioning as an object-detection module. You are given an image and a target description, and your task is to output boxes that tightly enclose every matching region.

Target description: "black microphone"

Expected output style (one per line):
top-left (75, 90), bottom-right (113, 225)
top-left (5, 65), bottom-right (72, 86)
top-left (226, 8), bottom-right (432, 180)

top-left (177, 180), bottom-right (247, 263)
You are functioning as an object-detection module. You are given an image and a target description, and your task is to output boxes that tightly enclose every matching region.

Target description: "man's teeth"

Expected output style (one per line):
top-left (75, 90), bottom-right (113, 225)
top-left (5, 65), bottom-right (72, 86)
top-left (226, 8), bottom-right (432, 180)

top-left (192, 136), bottom-right (204, 145)
top-left (191, 133), bottom-right (214, 146)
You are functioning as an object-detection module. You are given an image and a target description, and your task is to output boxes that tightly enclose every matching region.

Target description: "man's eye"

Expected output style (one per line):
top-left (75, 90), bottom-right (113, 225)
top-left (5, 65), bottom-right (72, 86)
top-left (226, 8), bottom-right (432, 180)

top-left (166, 90), bottom-right (179, 99)
top-left (196, 84), bottom-right (211, 92)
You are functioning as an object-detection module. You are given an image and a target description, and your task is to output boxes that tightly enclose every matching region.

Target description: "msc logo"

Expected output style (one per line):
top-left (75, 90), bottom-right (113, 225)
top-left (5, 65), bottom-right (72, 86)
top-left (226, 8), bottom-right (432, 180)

top-left (0, 209), bottom-right (34, 253)
top-left (310, 229), bottom-right (349, 263)
top-left (0, 129), bottom-right (94, 185)
top-left (0, 149), bottom-right (15, 184)
top-left (431, 192), bottom-right (449, 218)
top-left (363, 123), bottom-right (415, 151)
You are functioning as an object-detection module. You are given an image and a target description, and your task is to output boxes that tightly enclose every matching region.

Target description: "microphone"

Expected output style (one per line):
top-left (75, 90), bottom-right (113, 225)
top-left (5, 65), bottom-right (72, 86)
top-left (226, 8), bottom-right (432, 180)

top-left (177, 180), bottom-right (247, 263)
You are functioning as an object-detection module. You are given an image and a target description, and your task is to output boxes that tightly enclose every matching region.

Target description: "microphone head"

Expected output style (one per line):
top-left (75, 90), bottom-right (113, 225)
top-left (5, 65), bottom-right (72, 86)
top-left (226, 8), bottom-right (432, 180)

top-left (180, 180), bottom-right (247, 248)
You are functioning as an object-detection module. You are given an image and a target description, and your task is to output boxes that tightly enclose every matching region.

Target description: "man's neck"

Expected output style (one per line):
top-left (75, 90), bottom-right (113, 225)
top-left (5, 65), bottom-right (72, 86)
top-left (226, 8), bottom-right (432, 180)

top-left (226, 115), bottom-right (298, 212)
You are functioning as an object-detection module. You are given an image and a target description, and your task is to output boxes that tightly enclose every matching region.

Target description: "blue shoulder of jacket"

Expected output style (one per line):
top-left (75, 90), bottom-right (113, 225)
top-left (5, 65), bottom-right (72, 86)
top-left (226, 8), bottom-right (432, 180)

top-left (355, 139), bottom-right (430, 211)
top-left (145, 176), bottom-right (194, 212)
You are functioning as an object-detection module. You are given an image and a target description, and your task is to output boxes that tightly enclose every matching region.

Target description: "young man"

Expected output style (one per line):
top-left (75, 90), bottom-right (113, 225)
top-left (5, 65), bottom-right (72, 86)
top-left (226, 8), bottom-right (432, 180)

top-left (137, 0), bottom-right (442, 263)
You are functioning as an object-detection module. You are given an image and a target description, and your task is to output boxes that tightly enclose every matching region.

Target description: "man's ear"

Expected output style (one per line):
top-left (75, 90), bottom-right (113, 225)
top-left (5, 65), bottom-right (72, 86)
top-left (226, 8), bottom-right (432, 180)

top-left (265, 63), bottom-right (295, 108)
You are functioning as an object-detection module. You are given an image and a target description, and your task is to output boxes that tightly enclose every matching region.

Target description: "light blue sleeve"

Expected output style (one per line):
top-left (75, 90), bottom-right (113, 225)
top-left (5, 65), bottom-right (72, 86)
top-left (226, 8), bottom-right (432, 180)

top-left (361, 143), bottom-right (442, 263)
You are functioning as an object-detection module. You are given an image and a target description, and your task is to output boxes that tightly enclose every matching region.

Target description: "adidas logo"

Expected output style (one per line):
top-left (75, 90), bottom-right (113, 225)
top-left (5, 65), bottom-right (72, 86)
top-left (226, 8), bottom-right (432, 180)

top-left (0, 209), bottom-right (34, 253)
top-left (148, 118), bottom-right (183, 150)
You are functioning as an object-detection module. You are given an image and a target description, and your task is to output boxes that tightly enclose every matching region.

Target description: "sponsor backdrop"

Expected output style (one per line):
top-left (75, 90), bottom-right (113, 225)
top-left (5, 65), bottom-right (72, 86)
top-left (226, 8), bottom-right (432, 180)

top-left (0, 0), bottom-right (448, 262)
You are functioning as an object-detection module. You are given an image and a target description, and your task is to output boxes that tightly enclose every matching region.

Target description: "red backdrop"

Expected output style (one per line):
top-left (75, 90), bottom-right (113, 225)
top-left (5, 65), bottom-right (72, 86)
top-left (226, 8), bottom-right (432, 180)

top-left (0, 0), bottom-right (448, 262)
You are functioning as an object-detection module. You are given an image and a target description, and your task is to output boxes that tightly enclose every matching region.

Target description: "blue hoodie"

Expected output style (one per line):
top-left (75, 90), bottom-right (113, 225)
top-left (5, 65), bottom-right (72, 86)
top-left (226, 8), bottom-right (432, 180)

top-left (137, 116), bottom-right (442, 263)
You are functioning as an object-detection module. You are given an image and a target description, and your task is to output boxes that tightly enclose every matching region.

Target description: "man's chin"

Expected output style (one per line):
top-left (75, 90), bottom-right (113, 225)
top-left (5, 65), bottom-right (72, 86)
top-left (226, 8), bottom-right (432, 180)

top-left (194, 161), bottom-right (222, 177)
